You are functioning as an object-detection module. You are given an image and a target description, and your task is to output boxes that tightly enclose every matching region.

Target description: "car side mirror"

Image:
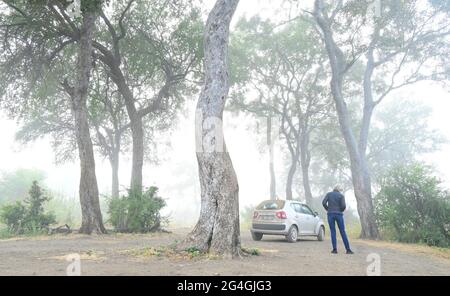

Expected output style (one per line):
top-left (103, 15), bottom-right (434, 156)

top-left (314, 211), bottom-right (318, 217)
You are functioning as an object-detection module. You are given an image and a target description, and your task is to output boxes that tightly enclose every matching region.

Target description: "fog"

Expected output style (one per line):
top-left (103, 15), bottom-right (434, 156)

top-left (1, 82), bottom-right (449, 227)
top-left (0, 0), bottom-right (449, 228)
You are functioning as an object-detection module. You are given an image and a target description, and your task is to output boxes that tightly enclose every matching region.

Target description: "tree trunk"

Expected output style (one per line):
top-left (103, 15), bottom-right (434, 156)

top-left (95, 37), bottom-right (144, 194)
top-left (129, 117), bottom-right (144, 191)
top-left (110, 66), bottom-right (144, 192)
top-left (71, 2), bottom-right (106, 234)
top-left (314, 0), bottom-right (379, 239)
top-left (269, 146), bottom-right (276, 200)
top-left (285, 156), bottom-right (297, 200)
top-left (300, 132), bottom-right (313, 205)
top-left (181, 0), bottom-right (240, 258)
top-left (267, 117), bottom-right (276, 200)
top-left (332, 81), bottom-right (378, 239)
top-left (110, 139), bottom-right (120, 199)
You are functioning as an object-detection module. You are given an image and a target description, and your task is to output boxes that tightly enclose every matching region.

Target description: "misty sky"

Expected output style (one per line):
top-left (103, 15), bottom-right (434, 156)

top-left (0, 0), bottom-right (449, 225)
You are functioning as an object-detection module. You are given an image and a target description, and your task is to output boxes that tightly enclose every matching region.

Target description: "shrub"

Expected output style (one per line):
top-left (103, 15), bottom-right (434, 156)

top-left (108, 186), bottom-right (166, 233)
top-left (375, 163), bottom-right (450, 247)
top-left (0, 202), bottom-right (26, 233)
top-left (0, 181), bottom-right (56, 234)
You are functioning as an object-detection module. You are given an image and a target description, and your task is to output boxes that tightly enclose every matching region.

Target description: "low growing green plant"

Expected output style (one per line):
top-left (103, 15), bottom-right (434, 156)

top-left (0, 181), bottom-right (56, 235)
top-left (108, 186), bottom-right (166, 233)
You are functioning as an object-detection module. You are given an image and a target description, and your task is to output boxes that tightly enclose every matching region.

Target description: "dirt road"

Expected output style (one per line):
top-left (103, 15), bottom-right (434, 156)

top-left (0, 228), bottom-right (448, 276)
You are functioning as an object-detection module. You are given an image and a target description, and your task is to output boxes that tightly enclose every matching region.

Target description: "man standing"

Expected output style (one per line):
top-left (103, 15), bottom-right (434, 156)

top-left (322, 186), bottom-right (354, 254)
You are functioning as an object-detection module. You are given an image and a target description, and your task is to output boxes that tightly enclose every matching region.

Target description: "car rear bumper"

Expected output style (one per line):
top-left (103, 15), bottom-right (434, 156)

top-left (251, 223), bottom-right (287, 235)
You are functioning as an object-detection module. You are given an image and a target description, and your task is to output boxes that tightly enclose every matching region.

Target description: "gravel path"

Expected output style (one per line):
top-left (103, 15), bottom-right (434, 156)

top-left (0, 229), bottom-right (448, 276)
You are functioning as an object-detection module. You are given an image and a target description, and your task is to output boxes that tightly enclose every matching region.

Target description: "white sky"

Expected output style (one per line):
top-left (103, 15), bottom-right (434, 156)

top-left (0, 0), bottom-right (449, 225)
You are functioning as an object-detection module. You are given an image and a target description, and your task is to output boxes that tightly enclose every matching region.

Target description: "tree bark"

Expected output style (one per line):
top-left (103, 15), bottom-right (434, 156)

top-left (281, 124), bottom-right (300, 201)
top-left (181, 0), bottom-right (240, 258)
top-left (108, 66), bottom-right (144, 192)
top-left (267, 117), bottom-right (276, 200)
top-left (110, 135), bottom-right (121, 199)
top-left (92, 27), bottom-right (145, 194)
top-left (285, 154), bottom-right (298, 200)
top-left (314, 0), bottom-right (379, 239)
top-left (129, 117), bottom-right (144, 191)
top-left (300, 131), bottom-right (313, 205)
top-left (71, 2), bottom-right (106, 234)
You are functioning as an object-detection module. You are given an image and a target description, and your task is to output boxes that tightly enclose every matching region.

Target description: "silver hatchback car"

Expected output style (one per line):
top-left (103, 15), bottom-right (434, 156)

top-left (250, 200), bottom-right (325, 243)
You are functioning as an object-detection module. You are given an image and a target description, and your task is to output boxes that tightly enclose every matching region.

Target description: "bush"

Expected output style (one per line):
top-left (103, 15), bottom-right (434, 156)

top-left (108, 186), bottom-right (166, 233)
top-left (0, 202), bottom-right (26, 233)
top-left (0, 181), bottom-right (56, 234)
top-left (375, 163), bottom-right (450, 247)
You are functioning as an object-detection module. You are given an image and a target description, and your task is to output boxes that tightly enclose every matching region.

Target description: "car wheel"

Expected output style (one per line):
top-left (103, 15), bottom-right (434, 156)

top-left (251, 232), bottom-right (263, 241)
top-left (286, 226), bottom-right (298, 243)
top-left (317, 226), bottom-right (325, 241)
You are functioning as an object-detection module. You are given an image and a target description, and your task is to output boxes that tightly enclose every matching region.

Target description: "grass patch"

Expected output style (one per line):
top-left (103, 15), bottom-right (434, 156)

top-left (355, 239), bottom-right (450, 264)
top-left (0, 226), bottom-right (49, 240)
top-left (130, 243), bottom-right (221, 261)
top-left (132, 245), bottom-right (262, 260)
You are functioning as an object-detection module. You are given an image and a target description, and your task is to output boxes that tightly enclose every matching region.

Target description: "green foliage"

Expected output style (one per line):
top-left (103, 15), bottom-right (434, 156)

top-left (0, 181), bottom-right (56, 234)
top-left (0, 202), bottom-right (26, 233)
top-left (108, 186), bottom-right (166, 233)
top-left (375, 163), bottom-right (450, 247)
top-left (184, 246), bottom-right (202, 257)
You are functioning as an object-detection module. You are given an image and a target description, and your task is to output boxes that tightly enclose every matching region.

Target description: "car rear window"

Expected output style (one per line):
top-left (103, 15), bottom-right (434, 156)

top-left (256, 200), bottom-right (285, 210)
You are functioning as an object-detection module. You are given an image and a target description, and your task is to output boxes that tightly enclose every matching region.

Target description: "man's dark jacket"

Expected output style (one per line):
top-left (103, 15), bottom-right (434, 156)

top-left (322, 191), bottom-right (346, 214)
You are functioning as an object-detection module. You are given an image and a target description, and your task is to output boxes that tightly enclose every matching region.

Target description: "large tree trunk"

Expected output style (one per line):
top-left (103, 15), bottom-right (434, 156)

top-left (71, 2), bottom-right (106, 234)
top-left (300, 132), bottom-right (313, 205)
top-left (331, 77), bottom-right (379, 239)
top-left (356, 46), bottom-right (379, 239)
top-left (129, 117), bottom-right (144, 191)
top-left (110, 67), bottom-right (144, 192)
top-left (269, 146), bottom-right (276, 200)
top-left (110, 138), bottom-right (120, 199)
top-left (314, 0), bottom-right (379, 239)
top-left (181, 0), bottom-right (240, 258)
top-left (285, 155), bottom-right (297, 200)
top-left (267, 117), bottom-right (276, 200)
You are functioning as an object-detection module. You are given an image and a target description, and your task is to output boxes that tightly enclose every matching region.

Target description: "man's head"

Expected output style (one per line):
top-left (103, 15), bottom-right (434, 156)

top-left (333, 185), bottom-right (343, 192)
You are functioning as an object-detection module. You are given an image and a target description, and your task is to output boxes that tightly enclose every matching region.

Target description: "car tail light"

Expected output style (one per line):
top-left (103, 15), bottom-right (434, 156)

top-left (253, 211), bottom-right (258, 219)
top-left (276, 211), bottom-right (287, 219)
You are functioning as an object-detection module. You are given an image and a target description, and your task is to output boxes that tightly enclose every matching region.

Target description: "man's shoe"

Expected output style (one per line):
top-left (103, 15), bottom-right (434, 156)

top-left (331, 249), bottom-right (338, 254)
top-left (346, 250), bottom-right (354, 254)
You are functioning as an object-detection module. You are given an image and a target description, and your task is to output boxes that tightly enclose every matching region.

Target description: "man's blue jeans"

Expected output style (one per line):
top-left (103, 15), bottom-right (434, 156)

top-left (327, 213), bottom-right (351, 251)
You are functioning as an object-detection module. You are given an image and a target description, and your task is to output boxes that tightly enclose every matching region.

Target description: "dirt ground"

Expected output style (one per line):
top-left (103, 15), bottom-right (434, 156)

top-left (0, 228), bottom-right (449, 276)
